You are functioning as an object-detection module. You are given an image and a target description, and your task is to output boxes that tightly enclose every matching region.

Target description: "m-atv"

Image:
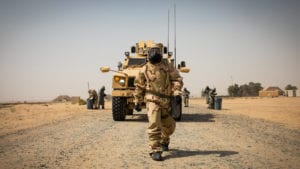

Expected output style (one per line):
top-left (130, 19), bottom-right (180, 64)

top-left (100, 40), bottom-right (189, 121)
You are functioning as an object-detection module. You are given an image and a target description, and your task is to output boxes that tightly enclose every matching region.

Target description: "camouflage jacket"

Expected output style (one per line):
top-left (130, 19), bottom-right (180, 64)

top-left (88, 89), bottom-right (98, 99)
top-left (134, 61), bottom-right (183, 107)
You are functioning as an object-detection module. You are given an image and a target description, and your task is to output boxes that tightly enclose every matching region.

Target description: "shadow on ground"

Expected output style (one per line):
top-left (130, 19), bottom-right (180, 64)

top-left (165, 149), bottom-right (239, 159)
top-left (180, 113), bottom-right (215, 122)
top-left (125, 113), bottom-right (216, 123)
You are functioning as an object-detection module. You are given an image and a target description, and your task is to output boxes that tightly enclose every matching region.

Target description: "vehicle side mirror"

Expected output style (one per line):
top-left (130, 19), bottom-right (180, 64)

top-left (163, 46), bottom-right (168, 54)
top-left (179, 67), bottom-right (190, 73)
top-left (100, 66), bottom-right (110, 73)
top-left (180, 61), bottom-right (186, 67)
top-left (131, 46), bottom-right (136, 53)
top-left (124, 51), bottom-right (130, 57)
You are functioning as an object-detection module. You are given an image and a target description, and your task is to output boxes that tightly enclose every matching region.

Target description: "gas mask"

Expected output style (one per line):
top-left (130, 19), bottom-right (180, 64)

top-left (148, 47), bottom-right (162, 64)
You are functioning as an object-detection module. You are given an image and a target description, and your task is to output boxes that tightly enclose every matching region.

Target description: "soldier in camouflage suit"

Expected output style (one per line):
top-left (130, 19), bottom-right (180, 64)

top-left (133, 44), bottom-right (183, 161)
top-left (88, 89), bottom-right (98, 109)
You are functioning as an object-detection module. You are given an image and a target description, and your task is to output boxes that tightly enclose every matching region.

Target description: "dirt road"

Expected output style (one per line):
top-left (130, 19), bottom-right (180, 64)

top-left (0, 100), bottom-right (299, 168)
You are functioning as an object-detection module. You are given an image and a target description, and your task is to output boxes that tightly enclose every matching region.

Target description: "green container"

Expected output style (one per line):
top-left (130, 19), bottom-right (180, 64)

top-left (87, 99), bottom-right (93, 109)
top-left (214, 97), bottom-right (222, 110)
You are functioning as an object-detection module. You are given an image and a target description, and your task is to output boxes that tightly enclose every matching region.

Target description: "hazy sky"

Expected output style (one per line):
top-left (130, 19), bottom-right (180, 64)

top-left (0, 0), bottom-right (299, 102)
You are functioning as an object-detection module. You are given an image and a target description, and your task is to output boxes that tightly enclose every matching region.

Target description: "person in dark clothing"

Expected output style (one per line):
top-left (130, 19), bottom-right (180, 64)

top-left (183, 87), bottom-right (190, 107)
top-left (208, 88), bottom-right (217, 109)
top-left (203, 86), bottom-right (217, 109)
top-left (204, 86), bottom-right (211, 105)
top-left (99, 86), bottom-right (107, 109)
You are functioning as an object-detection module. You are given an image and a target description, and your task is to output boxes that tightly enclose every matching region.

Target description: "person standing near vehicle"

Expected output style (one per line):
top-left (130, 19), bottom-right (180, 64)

top-left (98, 86), bottom-right (107, 109)
top-left (133, 44), bottom-right (183, 161)
top-left (88, 89), bottom-right (98, 109)
top-left (183, 87), bottom-right (190, 107)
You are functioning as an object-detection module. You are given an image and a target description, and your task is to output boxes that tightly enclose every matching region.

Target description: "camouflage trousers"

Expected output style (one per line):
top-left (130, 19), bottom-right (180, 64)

top-left (146, 101), bottom-right (176, 152)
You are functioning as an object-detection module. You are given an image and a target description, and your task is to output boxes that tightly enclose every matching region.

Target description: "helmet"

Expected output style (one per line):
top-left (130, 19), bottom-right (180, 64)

top-left (148, 47), bottom-right (162, 64)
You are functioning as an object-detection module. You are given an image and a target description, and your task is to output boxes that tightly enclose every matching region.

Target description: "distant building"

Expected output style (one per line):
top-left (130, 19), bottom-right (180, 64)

top-left (259, 86), bottom-right (284, 97)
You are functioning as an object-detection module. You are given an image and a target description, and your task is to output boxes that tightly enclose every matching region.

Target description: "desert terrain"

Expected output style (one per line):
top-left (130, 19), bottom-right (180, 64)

top-left (0, 97), bottom-right (299, 168)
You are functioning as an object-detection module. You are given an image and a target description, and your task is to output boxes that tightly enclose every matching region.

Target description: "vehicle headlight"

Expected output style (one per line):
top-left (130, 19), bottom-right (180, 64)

top-left (114, 76), bottom-right (126, 86)
top-left (119, 79), bottom-right (125, 86)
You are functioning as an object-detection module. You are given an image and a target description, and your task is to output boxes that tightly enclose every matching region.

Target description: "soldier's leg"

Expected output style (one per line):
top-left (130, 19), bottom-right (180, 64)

top-left (208, 96), bottom-right (212, 109)
top-left (92, 98), bottom-right (96, 109)
top-left (147, 102), bottom-right (162, 151)
top-left (211, 97), bottom-right (215, 109)
top-left (96, 98), bottom-right (99, 109)
top-left (147, 102), bottom-right (163, 161)
top-left (161, 107), bottom-right (176, 149)
top-left (187, 97), bottom-right (189, 107)
top-left (100, 102), bottom-right (104, 109)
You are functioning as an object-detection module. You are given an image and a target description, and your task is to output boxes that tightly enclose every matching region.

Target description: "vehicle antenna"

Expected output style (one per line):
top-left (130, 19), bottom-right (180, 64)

top-left (167, 9), bottom-right (170, 53)
top-left (174, 3), bottom-right (177, 68)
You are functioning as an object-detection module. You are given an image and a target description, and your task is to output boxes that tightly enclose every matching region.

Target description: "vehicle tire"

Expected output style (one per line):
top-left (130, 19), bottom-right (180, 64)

top-left (112, 97), bottom-right (126, 121)
top-left (171, 97), bottom-right (182, 121)
top-left (126, 109), bottom-right (133, 115)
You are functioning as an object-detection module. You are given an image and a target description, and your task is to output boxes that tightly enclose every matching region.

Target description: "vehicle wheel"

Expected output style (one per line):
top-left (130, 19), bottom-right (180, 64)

top-left (171, 97), bottom-right (182, 121)
top-left (126, 108), bottom-right (133, 115)
top-left (112, 97), bottom-right (126, 121)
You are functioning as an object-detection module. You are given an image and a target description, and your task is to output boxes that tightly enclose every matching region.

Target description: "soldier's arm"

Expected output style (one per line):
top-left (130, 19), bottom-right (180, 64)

top-left (133, 68), bottom-right (146, 104)
top-left (169, 65), bottom-right (183, 95)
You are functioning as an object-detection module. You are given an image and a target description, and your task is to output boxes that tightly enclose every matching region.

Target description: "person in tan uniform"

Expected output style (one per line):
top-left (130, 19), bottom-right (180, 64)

top-left (133, 45), bottom-right (183, 161)
top-left (88, 89), bottom-right (99, 109)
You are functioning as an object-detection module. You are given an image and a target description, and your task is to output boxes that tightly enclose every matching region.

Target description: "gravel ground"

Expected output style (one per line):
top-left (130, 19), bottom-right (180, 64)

top-left (0, 102), bottom-right (299, 169)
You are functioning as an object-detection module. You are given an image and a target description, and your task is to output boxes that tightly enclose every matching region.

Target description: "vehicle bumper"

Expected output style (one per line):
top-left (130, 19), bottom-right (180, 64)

top-left (112, 90), bottom-right (134, 97)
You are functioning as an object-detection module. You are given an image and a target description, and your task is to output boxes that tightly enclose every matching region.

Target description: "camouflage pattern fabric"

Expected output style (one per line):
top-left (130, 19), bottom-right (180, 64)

top-left (134, 61), bottom-right (183, 152)
top-left (88, 89), bottom-right (99, 109)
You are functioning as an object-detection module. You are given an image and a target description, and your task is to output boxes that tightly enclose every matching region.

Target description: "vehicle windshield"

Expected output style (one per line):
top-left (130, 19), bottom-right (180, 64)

top-left (128, 58), bottom-right (147, 66)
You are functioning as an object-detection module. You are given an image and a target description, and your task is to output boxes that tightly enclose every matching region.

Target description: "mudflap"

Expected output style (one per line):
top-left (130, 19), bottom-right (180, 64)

top-left (171, 96), bottom-right (182, 121)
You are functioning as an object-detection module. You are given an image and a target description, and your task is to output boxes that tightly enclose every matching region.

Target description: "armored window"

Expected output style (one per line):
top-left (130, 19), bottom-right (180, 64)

top-left (128, 58), bottom-right (146, 66)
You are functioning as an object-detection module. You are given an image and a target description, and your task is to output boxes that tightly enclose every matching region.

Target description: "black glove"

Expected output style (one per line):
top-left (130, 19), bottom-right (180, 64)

top-left (175, 95), bottom-right (181, 104)
top-left (134, 103), bottom-right (142, 112)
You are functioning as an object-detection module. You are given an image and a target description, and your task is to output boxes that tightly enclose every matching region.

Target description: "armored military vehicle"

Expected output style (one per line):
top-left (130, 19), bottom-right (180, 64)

top-left (100, 40), bottom-right (189, 121)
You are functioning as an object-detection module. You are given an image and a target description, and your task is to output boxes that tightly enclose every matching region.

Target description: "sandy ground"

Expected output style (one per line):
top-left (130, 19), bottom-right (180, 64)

top-left (197, 97), bottom-right (300, 130)
top-left (0, 97), bottom-right (299, 168)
